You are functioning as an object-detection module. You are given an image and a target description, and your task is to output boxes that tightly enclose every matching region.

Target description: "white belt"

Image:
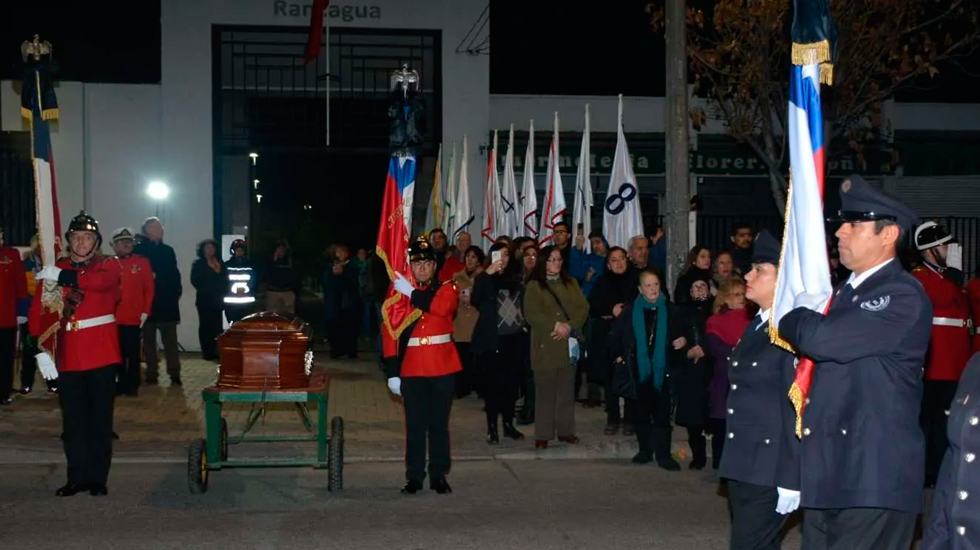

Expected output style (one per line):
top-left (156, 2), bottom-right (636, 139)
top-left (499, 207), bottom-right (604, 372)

top-left (224, 296), bottom-right (256, 304)
top-left (407, 334), bottom-right (453, 347)
top-left (65, 314), bottom-right (115, 332)
top-left (933, 317), bottom-right (972, 328)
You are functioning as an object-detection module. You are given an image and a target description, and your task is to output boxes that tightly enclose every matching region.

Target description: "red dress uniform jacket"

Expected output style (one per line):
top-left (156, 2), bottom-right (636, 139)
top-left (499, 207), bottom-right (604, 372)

top-left (0, 247), bottom-right (27, 328)
top-left (29, 256), bottom-right (122, 372)
top-left (968, 277), bottom-right (980, 353)
top-left (437, 253), bottom-right (464, 283)
top-left (913, 264), bottom-right (973, 381)
top-left (115, 254), bottom-right (155, 326)
top-left (383, 280), bottom-right (462, 378)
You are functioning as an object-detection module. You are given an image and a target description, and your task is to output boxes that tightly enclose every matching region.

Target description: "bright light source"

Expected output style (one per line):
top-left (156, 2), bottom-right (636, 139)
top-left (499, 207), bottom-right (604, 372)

top-left (146, 181), bottom-right (170, 201)
top-left (256, 194), bottom-right (263, 203)
top-left (253, 179), bottom-right (260, 189)
top-left (249, 152), bottom-right (259, 165)
top-left (303, 204), bottom-right (312, 210)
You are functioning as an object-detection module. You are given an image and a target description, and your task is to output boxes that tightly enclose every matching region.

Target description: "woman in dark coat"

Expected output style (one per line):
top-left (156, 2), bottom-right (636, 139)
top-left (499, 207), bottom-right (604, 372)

top-left (671, 272), bottom-right (714, 469)
top-left (190, 239), bottom-right (225, 361)
top-left (673, 245), bottom-right (713, 305)
top-left (587, 247), bottom-right (638, 435)
top-left (610, 268), bottom-right (686, 470)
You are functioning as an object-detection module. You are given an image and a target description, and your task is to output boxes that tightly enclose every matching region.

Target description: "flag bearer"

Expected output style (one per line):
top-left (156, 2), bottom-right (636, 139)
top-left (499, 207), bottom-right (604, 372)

top-left (111, 228), bottom-right (154, 396)
top-left (384, 236), bottom-right (462, 495)
top-left (32, 211), bottom-right (122, 496)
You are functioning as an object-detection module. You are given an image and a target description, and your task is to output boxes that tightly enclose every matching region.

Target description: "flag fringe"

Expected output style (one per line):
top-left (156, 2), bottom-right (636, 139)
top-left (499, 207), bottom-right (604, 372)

top-left (21, 107), bottom-right (32, 121)
top-left (374, 244), bottom-right (422, 339)
top-left (788, 381), bottom-right (805, 438)
top-left (791, 40), bottom-right (831, 66)
top-left (768, 168), bottom-right (801, 355)
top-left (42, 108), bottom-right (59, 121)
top-left (819, 62), bottom-right (834, 86)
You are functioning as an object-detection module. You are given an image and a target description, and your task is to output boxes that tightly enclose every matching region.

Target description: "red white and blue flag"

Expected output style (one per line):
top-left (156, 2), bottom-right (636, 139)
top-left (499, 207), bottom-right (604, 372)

top-left (377, 155), bottom-right (421, 358)
top-left (23, 60), bottom-right (63, 359)
top-left (772, 0), bottom-right (837, 437)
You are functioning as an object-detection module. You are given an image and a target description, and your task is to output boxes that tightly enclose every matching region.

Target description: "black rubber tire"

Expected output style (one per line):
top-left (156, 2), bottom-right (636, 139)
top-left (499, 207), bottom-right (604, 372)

top-left (220, 418), bottom-right (229, 461)
top-left (328, 416), bottom-right (344, 492)
top-left (188, 438), bottom-right (209, 494)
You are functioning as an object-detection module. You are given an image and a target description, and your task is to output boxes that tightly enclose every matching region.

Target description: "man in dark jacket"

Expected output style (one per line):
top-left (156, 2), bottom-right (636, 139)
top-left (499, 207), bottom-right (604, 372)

top-left (265, 241), bottom-right (298, 316)
top-left (133, 217), bottom-right (182, 386)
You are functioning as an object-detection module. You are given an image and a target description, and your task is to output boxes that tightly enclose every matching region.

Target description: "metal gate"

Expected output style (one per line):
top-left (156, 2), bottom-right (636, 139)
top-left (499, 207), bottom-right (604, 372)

top-left (211, 25), bottom-right (442, 236)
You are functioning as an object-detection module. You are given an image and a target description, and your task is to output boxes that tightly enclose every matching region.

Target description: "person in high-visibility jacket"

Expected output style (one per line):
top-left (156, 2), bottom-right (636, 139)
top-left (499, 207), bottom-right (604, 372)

top-left (913, 221), bottom-right (974, 488)
top-left (224, 239), bottom-right (256, 324)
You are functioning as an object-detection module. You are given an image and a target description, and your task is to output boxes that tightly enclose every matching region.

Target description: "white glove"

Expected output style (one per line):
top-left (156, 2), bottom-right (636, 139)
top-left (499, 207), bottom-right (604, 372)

top-left (946, 243), bottom-right (963, 271)
top-left (793, 292), bottom-right (830, 312)
top-left (387, 376), bottom-right (402, 396)
top-left (140, 313), bottom-right (148, 328)
top-left (393, 273), bottom-right (415, 298)
top-left (16, 316), bottom-right (27, 325)
top-left (36, 265), bottom-right (63, 282)
top-left (35, 352), bottom-right (59, 381)
top-left (775, 487), bottom-right (801, 515)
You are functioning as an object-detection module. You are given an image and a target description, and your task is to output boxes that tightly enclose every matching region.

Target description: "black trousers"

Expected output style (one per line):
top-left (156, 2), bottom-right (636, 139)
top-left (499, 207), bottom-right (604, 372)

top-left (402, 374), bottom-right (455, 483)
top-left (196, 305), bottom-right (223, 360)
top-left (59, 364), bottom-right (117, 486)
top-left (117, 325), bottom-right (142, 394)
top-left (629, 381), bottom-right (673, 459)
top-left (225, 303), bottom-right (253, 324)
top-left (728, 480), bottom-right (787, 550)
top-left (481, 333), bottom-right (525, 426)
top-left (0, 326), bottom-right (16, 400)
top-left (687, 425), bottom-right (707, 465)
top-left (708, 417), bottom-right (727, 470)
top-left (327, 315), bottom-right (358, 358)
top-left (801, 508), bottom-right (916, 550)
top-left (922, 379), bottom-right (958, 486)
top-left (454, 342), bottom-right (474, 398)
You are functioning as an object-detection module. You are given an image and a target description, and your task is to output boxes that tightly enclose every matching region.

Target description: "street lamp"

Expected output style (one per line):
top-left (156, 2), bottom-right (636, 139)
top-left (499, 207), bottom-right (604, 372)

top-left (256, 194), bottom-right (263, 203)
top-left (146, 180), bottom-right (170, 218)
top-left (253, 179), bottom-right (260, 189)
top-left (249, 152), bottom-right (259, 165)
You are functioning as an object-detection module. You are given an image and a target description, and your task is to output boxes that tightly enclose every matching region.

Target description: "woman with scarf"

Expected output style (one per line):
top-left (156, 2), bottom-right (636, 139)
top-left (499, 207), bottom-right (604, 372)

top-left (610, 268), bottom-right (686, 470)
top-left (470, 242), bottom-right (528, 443)
top-left (671, 273), bottom-right (715, 469)
top-left (674, 245), bottom-right (713, 304)
top-left (588, 247), bottom-right (639, 435)
top-left (703, 277), bottom-right (752, 469)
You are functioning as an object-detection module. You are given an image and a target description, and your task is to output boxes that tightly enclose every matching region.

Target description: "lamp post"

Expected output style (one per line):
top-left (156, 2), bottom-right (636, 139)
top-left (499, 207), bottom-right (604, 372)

top-left (146, 180), bottom-right (170, 220)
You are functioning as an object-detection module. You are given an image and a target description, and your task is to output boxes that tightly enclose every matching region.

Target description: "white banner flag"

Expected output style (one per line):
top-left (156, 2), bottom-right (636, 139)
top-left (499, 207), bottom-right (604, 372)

top-left (481, 130), bottom-right (503, 248)
top-left (500, 124), bottom-right (521, 238)
top-left (441, 141), bottom-right (457, 232)
top-left (539, 112), bottom-right (567, 246)
top-left (452, 136), bottom-right (474, 241)
top-left (520, 120), bottom-right (538, 239)
top-left (572, 104), bottom-right (593, 253)
top-left (602, 94), bottom-right (644, 250)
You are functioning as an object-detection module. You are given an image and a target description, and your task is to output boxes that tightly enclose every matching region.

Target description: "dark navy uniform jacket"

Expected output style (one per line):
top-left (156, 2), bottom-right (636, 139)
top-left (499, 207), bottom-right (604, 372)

top-left (718, 313), bottom-right (801, 490)
top-left (779, 258), bottom-right (932, 513)
top-left (923, 352), bottom-right (980, 550)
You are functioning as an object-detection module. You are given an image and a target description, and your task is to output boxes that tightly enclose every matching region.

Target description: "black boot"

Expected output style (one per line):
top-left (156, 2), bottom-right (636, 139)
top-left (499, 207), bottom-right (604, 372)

top-left (487, 421), bottom-right (499, 444)
top-left (654, 426), bottom-right (680, 471)
top-left (430, 477), bottom-right (452, 494)
top-left (401, 480), bottom-right (424, 494)
top-left (687, 426), bottom-right (707, 470)
top-left (633, 423), bottom-right (655, 464)
top-left (502, 422), bottom-right (525, 440)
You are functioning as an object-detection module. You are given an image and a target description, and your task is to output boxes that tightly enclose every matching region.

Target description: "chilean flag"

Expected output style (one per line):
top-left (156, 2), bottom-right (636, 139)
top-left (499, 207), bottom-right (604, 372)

top-left (377, 155), bottom-right (421, 358)
top-left (23, 63), bottom-right (63, 359)
top-left (770, 63), bottom-right (834, 437)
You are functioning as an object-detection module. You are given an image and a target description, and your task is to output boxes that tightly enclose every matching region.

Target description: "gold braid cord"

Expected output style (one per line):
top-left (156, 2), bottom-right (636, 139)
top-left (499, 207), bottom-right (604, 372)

top-left (791, 39), bottom-right (834, 86)
top-left (788, 382), bottom-right (806, 438)
top-left (375, 245), bottom-right (422, 339)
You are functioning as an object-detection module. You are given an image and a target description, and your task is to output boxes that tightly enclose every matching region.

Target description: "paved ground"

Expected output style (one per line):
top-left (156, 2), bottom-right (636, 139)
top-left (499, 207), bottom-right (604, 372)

top-left (0, 352), bottom-right (674, 463)
top-left (0, 461), bottom-right (805, 550)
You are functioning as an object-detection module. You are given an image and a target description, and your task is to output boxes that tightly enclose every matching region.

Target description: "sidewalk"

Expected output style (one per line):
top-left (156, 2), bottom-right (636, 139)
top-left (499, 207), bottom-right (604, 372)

top-left (0, 354), bottom-right (696, 463)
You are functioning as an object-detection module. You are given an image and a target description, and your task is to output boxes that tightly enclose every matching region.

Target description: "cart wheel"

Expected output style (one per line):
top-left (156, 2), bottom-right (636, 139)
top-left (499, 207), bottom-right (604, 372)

top-left (188, 438), bottom-right (209, 494)
top-left (328, 416), bottom-right (344, 492)
top-left (220, 418), bottom-right (229, 461)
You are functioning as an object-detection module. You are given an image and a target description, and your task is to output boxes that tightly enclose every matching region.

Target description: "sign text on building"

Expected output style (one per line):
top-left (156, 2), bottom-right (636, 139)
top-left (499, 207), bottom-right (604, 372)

top-left (273, 1), bottom-right (381, 21)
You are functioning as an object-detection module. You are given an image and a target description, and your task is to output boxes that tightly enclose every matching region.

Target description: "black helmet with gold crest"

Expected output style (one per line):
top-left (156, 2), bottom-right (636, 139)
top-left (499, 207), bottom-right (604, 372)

top-left (65, 210), bottom-right (102, 246)
top-left (408, 235), bottom-right (437, 263)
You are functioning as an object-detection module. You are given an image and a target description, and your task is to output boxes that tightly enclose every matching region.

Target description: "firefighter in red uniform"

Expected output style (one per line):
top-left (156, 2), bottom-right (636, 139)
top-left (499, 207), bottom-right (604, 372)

top-left (384, 236), bottom-right (462, 495)
top-left (0, 224), bottom-right (28, 405)
top-left (912, 220), bottom-right (973, 487)
top-left (111, 228), bottom-right (155, 396)
top-left (31, 211), bottom-right (122, 496)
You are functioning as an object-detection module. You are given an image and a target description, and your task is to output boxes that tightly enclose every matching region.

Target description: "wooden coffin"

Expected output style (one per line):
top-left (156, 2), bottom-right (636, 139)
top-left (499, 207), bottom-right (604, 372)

top-left (216, 312), bottom-right (313, 390)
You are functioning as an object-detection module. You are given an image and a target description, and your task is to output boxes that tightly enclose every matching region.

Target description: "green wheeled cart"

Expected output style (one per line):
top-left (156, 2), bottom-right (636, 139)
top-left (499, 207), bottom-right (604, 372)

top-left (187, 371), bottom-right (344, 494)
